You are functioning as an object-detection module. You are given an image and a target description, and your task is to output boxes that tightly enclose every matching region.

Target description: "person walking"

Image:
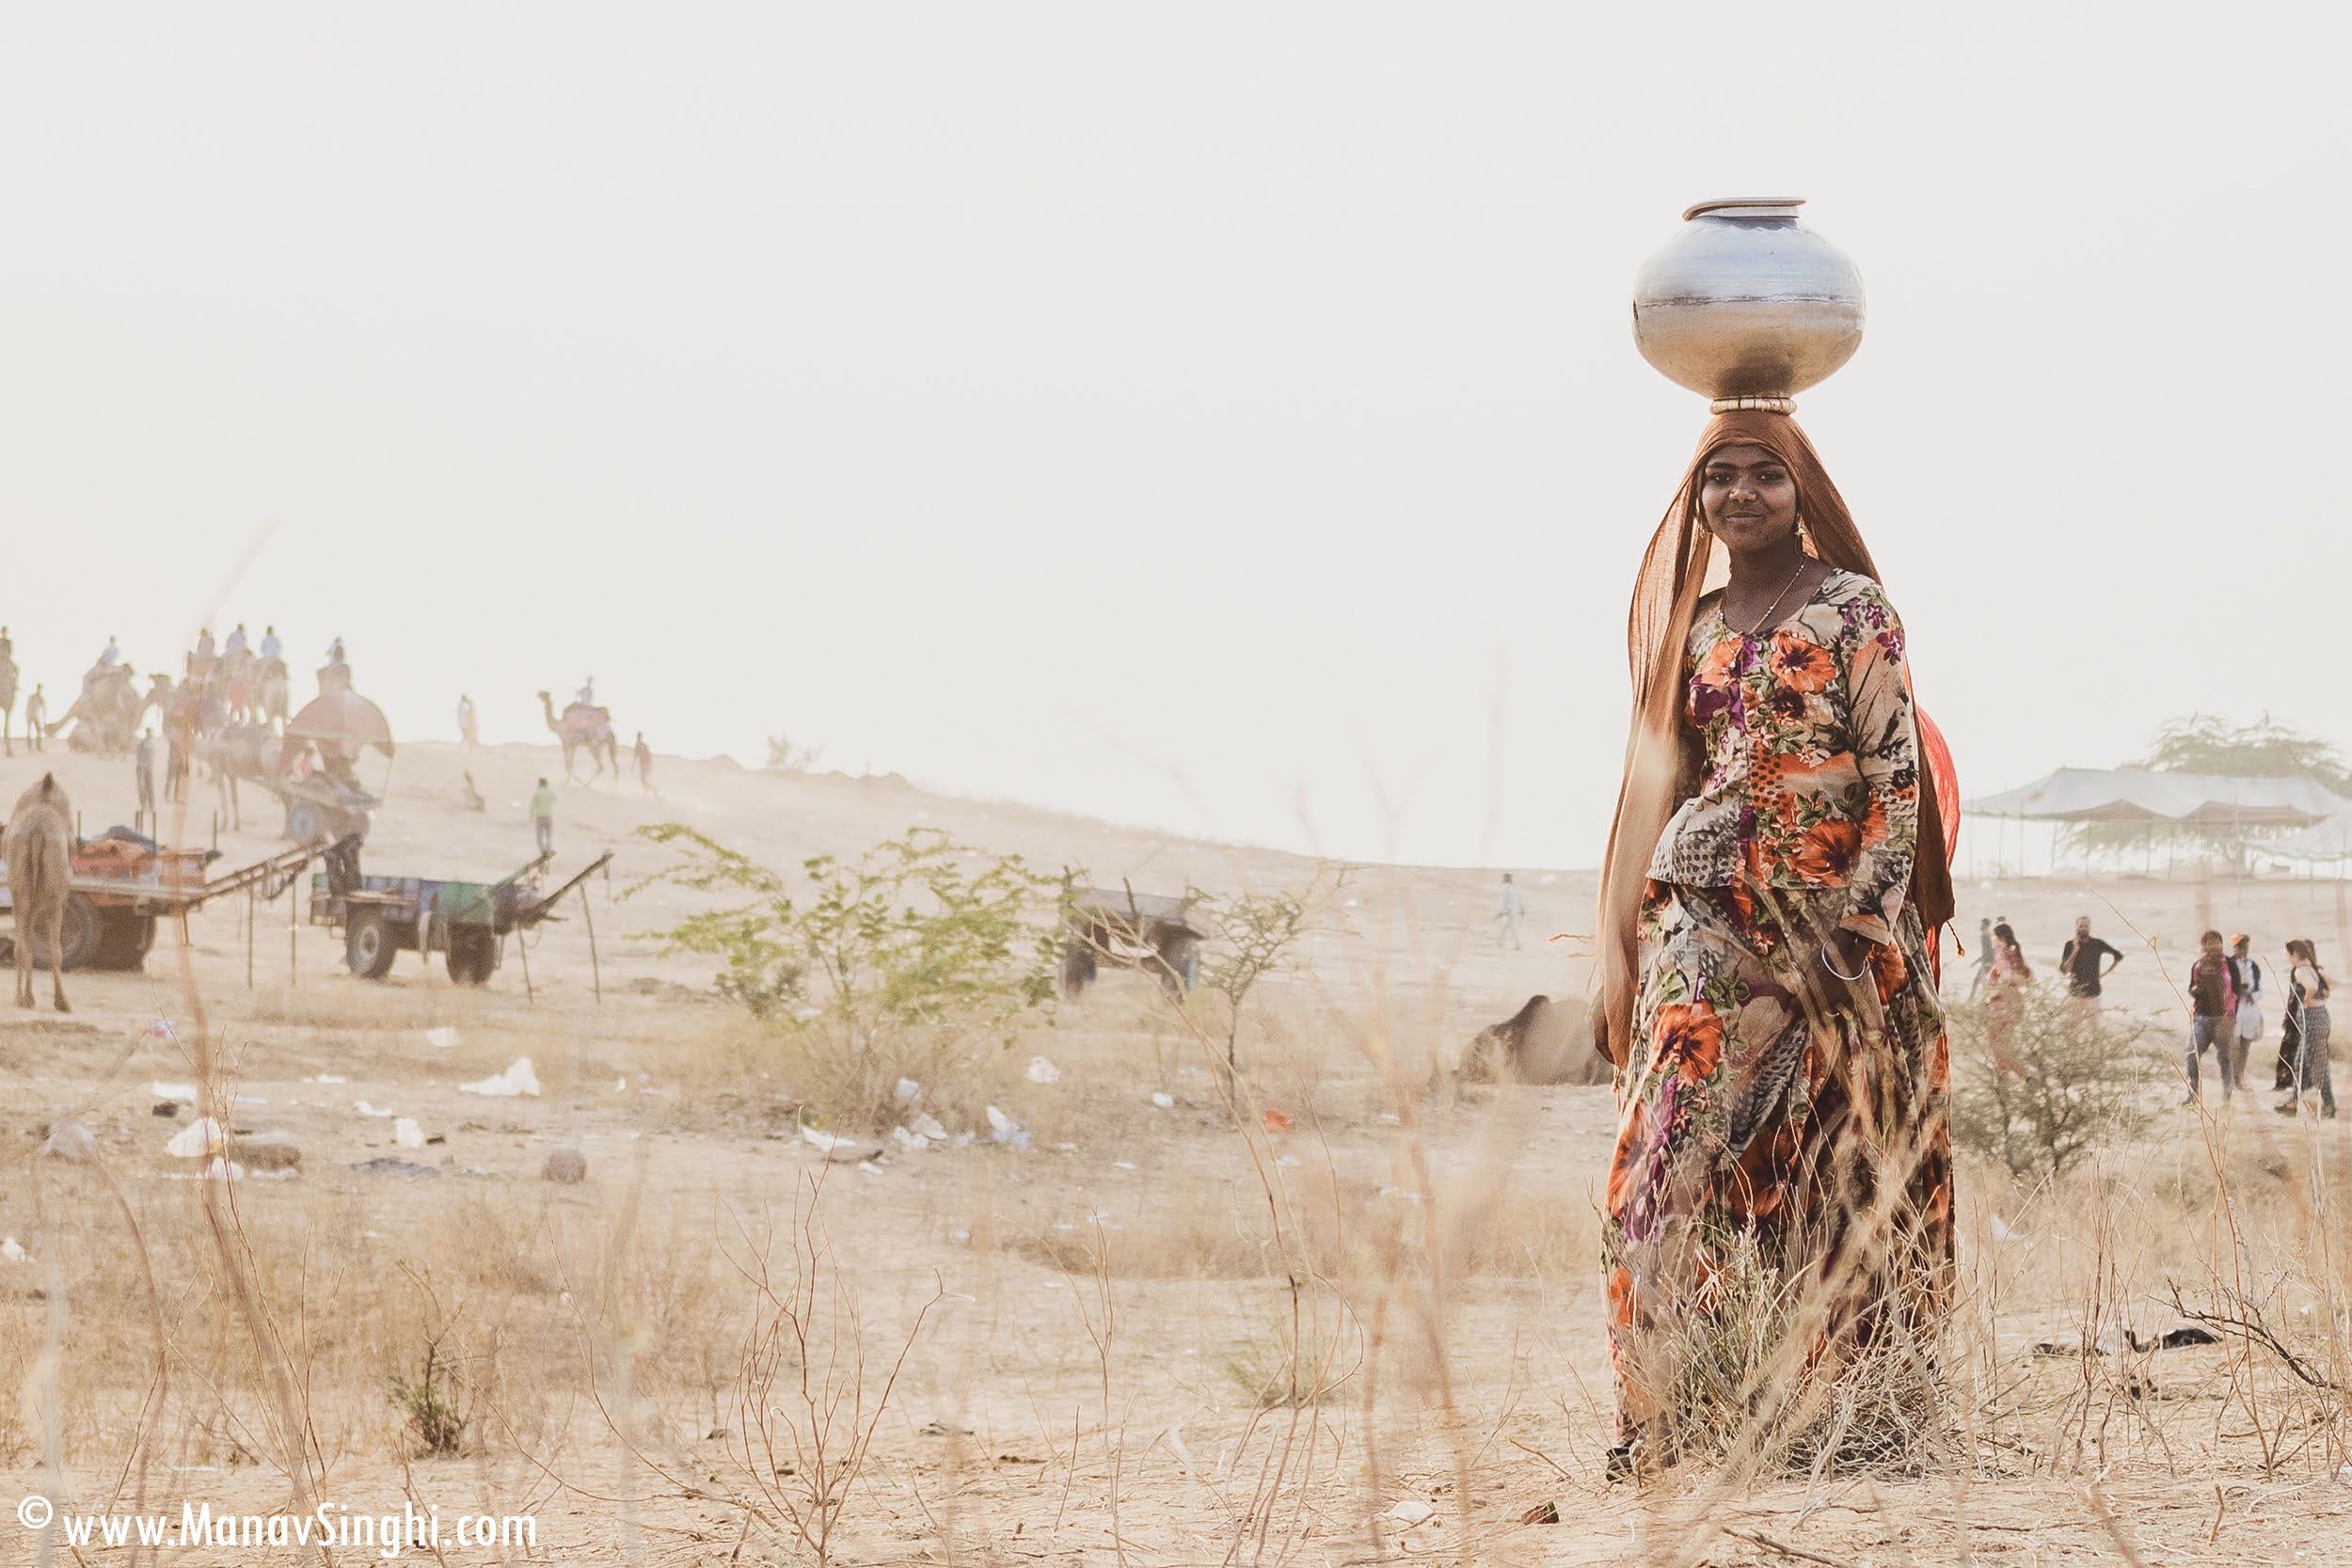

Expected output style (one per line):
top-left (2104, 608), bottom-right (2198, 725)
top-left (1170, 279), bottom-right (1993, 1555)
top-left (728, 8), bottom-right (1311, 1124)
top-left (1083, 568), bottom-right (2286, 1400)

top-left (2276, 939), bottom-right (2335, 1118)
top-left (457, 693), bottom-right (479, 751)
top-left (633, 732), bottom-right (655, 795)
top-left (2058, 915), bottom-right (2123, 1017)
top-left (1965, 915), bottom-right (1996, 1001)
top-left (135, 729), bottom-right (157, 819)
top-left (1494, 872), bottom-right (1524, 950)
top-left (2184, 929), bottom-right (2239, 1104)
top-left (24, 685), bottom-right (44, 752)
top-left (530, 777), bottom-right (556, 858)
top-left (2228, 934), bottom-right (2264, 1091)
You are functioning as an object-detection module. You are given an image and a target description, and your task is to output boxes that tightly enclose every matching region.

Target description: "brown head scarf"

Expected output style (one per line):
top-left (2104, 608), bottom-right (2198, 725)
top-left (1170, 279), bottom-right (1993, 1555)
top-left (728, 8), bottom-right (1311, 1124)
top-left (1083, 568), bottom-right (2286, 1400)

top-left (1592, 409), bottom-right (1957, 1068)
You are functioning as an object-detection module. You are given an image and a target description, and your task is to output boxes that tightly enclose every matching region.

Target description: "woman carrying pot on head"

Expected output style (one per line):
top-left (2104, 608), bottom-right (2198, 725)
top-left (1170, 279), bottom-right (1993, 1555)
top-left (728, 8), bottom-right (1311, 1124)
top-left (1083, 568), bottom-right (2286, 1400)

top-left (1595, 410), bottom-right (1957, 1474)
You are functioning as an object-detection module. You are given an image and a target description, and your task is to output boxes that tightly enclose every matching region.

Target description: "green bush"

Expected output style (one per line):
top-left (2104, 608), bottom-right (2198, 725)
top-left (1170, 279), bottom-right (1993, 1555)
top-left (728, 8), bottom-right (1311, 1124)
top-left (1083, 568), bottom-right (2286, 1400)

top-left (1947, 985), bottom-right (2154, 1180)
top-left (631, 825), bottom-right (1061, 1130)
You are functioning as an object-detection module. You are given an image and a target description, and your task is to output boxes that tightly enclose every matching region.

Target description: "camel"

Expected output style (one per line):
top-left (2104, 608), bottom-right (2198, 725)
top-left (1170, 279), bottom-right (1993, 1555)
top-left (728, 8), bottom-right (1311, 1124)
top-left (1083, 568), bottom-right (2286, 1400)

top-left (59, 664), bottom-right (141, 754)
top-left (537, 689), bottom-right (618, 783)
top-left (5, 774), bottom-right (74, 1011)
top-left (1456, 994), bottom-right (1611, 1086)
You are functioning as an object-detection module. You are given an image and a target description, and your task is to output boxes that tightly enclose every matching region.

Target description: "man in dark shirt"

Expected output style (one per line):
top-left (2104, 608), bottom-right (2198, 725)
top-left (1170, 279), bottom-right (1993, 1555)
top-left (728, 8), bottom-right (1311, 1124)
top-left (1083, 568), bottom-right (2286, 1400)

top-left (2058, 916), bottom-right (2123, 1011)
top-left (2184, 928), bottom-right (2237, 1104)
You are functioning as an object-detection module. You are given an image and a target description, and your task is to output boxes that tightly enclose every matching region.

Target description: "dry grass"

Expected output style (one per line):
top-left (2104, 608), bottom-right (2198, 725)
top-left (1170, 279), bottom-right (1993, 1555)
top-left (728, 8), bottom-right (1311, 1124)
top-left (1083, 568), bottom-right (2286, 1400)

top-left (8, 854), bottom-right (2352, 1564)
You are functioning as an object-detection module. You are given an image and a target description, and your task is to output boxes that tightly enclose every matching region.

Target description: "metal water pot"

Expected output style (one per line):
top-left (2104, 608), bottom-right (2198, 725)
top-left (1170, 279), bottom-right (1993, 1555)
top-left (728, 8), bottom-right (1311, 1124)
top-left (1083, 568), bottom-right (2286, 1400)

top-left (1629, 199), bottom-right (1865, 408)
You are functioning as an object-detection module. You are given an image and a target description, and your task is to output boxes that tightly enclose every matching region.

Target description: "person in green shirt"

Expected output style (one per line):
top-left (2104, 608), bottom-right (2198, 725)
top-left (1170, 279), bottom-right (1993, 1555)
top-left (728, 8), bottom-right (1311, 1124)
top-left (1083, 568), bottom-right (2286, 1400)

top-left (530, 778), bottom-right (556, 856)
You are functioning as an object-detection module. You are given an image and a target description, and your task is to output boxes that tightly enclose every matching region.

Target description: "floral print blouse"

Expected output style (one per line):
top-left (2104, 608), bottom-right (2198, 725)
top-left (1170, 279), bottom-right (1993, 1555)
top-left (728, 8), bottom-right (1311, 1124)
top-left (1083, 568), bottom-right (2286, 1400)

top-left (1645, 569), bottom-right (1919, 946)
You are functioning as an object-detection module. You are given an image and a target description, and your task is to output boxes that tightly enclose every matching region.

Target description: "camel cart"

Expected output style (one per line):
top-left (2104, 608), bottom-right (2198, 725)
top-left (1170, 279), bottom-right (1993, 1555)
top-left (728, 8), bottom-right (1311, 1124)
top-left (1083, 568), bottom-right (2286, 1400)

top-left (0, 835), bottom-right (323, 972)
top-left (1058, 886), bottom-right (1204, 998)
top-left (309, 840), bottom-right (614, 986)
top-left (273, 689), bottom-right (392, 842)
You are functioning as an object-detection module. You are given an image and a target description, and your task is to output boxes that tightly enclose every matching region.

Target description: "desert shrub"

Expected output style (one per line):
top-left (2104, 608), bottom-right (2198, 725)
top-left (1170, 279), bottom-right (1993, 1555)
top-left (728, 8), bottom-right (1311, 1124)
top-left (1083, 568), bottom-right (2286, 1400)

top-left (1947, 986), bottom-right (2155, 1180)
top-left (1218, 1291), bottom-right (1359, 1409)
top-left (386, 1264), bottom-right (476, 1457)
top-left (631, 824), bottom-right (1061, 1130)
top-left (1188, 863), bottom-right (1351, 1070)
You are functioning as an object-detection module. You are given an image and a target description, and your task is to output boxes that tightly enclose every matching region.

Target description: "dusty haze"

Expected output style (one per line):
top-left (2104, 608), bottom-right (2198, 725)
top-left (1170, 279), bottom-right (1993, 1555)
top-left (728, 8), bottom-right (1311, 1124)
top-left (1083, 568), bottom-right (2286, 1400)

top-left (1, 2), bottom-right (2343, 867)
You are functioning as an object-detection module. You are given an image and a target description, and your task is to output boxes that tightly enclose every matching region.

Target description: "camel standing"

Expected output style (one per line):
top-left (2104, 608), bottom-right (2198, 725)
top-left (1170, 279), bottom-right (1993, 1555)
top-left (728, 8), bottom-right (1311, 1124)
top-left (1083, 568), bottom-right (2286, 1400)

top-left (536, 689), bottom-right (618, 784)
top-left (5, 774), bottom-right (74, 1012)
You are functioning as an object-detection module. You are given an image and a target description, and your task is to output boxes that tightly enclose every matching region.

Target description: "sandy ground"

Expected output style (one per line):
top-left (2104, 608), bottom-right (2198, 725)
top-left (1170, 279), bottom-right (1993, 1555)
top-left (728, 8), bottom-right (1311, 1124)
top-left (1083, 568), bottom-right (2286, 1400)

top-left (2, 740), bottom-right (2348, 1564)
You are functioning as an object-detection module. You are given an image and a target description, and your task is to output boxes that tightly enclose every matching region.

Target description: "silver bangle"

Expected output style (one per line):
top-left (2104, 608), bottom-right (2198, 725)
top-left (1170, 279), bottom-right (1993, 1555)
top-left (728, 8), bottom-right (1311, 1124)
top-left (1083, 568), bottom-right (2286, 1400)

top-left (1820, 948), bottom-right (1870, 982)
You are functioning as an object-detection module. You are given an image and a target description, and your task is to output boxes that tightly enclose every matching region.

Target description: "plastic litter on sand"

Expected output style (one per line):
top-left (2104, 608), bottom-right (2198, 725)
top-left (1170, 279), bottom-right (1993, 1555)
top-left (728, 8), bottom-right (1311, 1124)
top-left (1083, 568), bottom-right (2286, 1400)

top-left (0, 1237), bottom-right (27, 1264)
top-left (460, 1058), bottom-right (541, 1098)
top-left (424, 1026), bottom-right (462, 1049)
top-left (1025, 1055), bottom-right (1060, 1085)
top-left (151, 1081), bottom-right (198, 1103)
top-left (393, 1117), bottom-right (426, 1148)
top-left (354, 1100), bottom-right (396, 1118)
top-left (1150, 1092), bottom-right (1175, 1110)
top-left (985, 1105), bottom-right (1031, 1149)
top-left (166, 1117), bottom-right (227, 1158)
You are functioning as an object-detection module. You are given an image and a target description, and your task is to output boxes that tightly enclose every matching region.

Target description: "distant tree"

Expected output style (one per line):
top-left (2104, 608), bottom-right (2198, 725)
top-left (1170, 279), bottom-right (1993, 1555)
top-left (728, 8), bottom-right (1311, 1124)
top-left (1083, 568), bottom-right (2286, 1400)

top-left (2132, 713), bottom-right (2352, 793)
top-left (2068, 714), bottom-right (2351, 864)
top-left (766, 734), bottom-right (824, 773)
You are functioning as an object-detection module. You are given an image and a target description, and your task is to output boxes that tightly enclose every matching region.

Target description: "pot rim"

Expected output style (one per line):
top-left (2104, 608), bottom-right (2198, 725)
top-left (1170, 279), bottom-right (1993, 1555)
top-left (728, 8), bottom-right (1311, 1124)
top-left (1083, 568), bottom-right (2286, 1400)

top-left (1681, 198), bottom-right (1806, 222)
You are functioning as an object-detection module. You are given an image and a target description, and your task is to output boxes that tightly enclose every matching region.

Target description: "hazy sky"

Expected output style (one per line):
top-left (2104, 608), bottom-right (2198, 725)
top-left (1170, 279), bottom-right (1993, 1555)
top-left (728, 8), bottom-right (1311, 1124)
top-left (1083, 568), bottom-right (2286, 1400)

top-left (3, 4), bottom-right (2343, 868)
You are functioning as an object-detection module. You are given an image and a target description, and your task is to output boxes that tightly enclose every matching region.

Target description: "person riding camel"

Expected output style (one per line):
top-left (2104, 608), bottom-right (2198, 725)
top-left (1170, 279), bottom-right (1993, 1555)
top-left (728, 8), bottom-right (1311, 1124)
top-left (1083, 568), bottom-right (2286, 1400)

top-left (576, 676), bottom-right (597, 709)
top-left (260, 625), bottom-right (281, 661)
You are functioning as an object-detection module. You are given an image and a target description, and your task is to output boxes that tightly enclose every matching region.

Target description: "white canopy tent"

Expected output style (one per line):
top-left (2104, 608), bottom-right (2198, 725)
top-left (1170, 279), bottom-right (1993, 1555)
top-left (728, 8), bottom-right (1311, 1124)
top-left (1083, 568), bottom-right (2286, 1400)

top-left (1962, 768), bottom-right (2352, 877)
top-left (1963, 768), bottom-right (2351, 827)
top-left (2265, 815), bottom-right (2352, 864)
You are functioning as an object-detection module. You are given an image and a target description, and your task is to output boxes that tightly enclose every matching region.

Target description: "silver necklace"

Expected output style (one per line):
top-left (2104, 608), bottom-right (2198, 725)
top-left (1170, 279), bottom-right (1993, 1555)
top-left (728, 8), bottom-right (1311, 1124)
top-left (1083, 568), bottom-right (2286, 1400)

top-left (1730, 558), bottom-right (1808, 640)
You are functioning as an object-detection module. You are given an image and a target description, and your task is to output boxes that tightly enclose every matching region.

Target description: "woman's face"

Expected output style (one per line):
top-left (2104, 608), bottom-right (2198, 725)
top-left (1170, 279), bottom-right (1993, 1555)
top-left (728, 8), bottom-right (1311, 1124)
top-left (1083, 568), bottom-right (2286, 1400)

top-left (1699, 444), bottom-right (1799, 554)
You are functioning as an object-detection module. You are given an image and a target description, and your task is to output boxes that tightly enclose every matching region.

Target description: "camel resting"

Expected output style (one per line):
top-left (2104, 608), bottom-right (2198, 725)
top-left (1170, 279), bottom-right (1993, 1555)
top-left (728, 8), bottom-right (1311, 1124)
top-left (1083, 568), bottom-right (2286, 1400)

top-left (5, 774), bottom-right (74, 1011)
top-left (1457, 994), bottom-right (1610, 1086)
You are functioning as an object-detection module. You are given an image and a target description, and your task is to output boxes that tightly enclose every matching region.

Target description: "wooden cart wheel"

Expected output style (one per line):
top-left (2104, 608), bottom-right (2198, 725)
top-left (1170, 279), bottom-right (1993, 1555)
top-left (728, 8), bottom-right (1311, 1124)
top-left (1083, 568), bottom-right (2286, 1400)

top-left (27, 892), bottom-right (102, 972)
top-left (345, 908), bottom-right (399, 979)
top-left (90, 909), bottom-right (157, 971)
